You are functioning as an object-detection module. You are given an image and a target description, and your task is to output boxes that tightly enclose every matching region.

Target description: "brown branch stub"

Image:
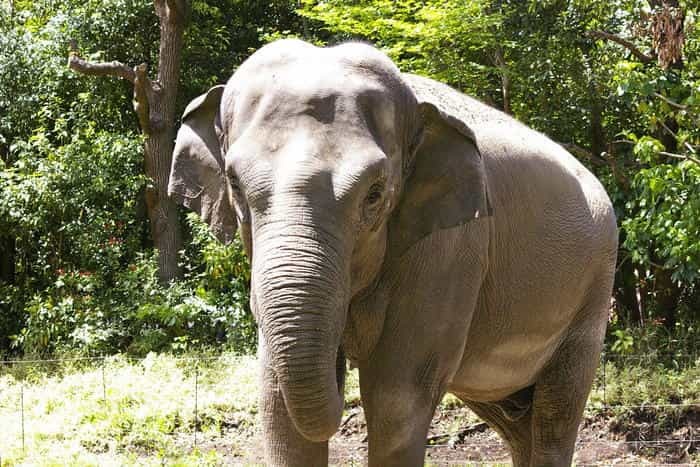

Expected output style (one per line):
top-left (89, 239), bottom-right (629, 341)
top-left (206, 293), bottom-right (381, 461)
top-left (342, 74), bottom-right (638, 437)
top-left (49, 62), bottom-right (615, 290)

top-left (154, 0), bottom-right (165, 18)
top-left (67, 41), bottom-right (136, 83)
top-left (133, 63), bottom-right (151, 134)
top-left (586, 30), bottom-right (654, 64)
top-left (166, 0), bottom-right (188, 23)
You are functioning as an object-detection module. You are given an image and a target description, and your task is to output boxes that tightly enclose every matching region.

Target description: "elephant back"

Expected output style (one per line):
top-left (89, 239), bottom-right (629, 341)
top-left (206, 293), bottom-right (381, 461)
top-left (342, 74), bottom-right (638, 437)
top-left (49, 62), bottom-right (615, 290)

top-left (402, 73), bottom-right (522, 134)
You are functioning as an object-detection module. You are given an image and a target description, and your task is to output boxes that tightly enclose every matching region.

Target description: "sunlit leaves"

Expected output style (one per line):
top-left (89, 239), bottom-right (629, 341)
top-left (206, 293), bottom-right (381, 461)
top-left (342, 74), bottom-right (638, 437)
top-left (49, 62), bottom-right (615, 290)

top-left (299, 0), bottom-right (503, 95)
top-left (623, 162), bottom-right (700, 283)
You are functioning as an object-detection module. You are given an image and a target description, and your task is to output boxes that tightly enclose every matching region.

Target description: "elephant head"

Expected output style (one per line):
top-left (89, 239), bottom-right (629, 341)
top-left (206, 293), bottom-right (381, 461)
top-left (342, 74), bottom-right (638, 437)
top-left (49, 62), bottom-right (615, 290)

top-left (168, 39), bottom-right (490, 442)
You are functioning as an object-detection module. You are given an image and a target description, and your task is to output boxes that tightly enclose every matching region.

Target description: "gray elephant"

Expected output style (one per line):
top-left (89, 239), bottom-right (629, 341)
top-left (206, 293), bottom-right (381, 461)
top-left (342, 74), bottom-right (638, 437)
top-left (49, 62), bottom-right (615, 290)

top-left (168, 39), bottom-right (617, 467)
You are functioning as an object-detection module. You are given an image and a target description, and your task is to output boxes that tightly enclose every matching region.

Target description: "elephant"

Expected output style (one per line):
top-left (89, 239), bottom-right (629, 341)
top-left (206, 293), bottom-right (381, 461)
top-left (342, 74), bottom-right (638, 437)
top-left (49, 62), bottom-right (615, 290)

top-left (168, 39), bottom-right (618, 467)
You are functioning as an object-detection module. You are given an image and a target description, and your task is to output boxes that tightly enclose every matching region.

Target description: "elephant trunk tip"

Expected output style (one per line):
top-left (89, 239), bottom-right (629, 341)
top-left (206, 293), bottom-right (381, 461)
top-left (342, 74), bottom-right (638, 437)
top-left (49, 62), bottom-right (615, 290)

top-left (293, 406), bottom-right (343, 443)
top-left (282, 347), bottom-right (347, 443)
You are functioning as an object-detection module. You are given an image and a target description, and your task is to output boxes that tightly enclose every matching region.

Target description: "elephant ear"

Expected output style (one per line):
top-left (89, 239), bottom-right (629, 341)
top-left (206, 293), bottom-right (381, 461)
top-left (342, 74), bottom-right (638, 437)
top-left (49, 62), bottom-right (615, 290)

top-left (168, 85), bottom-right (237, 244)
top-left (388, 75), bottom-right (492, 256)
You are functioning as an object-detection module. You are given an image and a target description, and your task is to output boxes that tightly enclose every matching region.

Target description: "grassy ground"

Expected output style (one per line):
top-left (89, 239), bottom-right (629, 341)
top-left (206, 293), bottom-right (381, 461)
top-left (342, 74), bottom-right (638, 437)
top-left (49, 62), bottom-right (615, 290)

top-left (0, 353), bottom-right (698, 466)
top-left (0, 354), bottom-right (263, 466)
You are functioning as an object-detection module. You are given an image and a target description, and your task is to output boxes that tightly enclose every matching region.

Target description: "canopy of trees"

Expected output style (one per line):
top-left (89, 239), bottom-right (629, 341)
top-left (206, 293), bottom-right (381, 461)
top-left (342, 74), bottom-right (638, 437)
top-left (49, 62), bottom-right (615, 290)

top-left (1, 0), bottom-right (698, 357)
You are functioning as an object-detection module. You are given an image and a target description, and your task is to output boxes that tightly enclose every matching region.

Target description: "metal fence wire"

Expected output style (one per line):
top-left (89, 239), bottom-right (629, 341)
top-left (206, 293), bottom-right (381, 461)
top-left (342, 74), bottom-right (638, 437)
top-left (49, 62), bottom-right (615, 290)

top-left (0, 352), bottom-right (698, 466)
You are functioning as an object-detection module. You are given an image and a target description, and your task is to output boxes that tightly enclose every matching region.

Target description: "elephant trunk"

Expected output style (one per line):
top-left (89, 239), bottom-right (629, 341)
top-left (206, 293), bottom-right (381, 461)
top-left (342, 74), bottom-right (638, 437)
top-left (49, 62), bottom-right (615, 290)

top-left (253, 224), bottom-right (348, 442)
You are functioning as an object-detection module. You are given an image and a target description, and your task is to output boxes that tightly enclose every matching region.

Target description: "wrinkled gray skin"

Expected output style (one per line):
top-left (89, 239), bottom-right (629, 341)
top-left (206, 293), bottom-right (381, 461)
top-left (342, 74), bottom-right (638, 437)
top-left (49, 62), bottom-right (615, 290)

top-left (169, 39), bottom-right (618, 467)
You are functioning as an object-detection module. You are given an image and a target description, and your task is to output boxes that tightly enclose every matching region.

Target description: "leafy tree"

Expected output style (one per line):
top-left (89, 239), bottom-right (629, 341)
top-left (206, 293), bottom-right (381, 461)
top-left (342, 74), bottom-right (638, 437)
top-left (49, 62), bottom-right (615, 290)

top-left (68, 0), bottom-right (188, 283)
top-left (0, 0), bottom-right (307, 356)
top-left (2, 0), bottom-right (699, 357)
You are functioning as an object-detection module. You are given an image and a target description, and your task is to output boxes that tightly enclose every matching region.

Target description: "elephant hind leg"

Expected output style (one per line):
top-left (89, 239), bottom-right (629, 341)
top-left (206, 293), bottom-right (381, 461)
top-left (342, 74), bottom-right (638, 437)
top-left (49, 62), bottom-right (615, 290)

top-left (464, 303), bottom-right (608, 467)
top-left (528, 303), bottom-right (608, 467)
top-left (464, 398), bottom-right (532, 467)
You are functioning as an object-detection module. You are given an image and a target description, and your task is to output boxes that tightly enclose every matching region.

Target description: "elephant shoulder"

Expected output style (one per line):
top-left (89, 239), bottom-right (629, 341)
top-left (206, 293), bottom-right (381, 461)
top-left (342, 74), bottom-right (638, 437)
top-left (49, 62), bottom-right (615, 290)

top-left (402, 75), bottom-right (584, 172)
top-left (402, 73), bottom-right (543, 163)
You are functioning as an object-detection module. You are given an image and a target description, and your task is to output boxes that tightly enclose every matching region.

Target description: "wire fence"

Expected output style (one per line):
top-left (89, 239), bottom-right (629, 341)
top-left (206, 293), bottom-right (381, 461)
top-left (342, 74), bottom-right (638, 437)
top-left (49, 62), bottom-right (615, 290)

top-left (0, 352), bottom-right (698, 466)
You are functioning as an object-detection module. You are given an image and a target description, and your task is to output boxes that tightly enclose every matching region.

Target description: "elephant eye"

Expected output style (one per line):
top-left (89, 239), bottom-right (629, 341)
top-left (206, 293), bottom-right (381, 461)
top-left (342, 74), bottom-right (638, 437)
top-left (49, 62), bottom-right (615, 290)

top-left (365, 182), bottom-right (385, 206)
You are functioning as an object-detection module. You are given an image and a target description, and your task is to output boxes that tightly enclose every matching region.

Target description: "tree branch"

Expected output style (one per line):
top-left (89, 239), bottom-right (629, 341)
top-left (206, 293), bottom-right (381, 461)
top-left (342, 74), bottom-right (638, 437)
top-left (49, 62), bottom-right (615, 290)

top-left (426, 422), bottom-right (489, 445)
top-left (492, 46), bottom-right (511, 115)
top-left (652, 92), bottom-right (687, 110)
top-left (561, 142), bottom-right (608, 166)
top-left (562, 142), bottom-right (631, 189)
top-left (659, 151), bottom-right (700, 166)
top-left (586, 30), bottom-right (654, 64)
top-left (340, 411), bottom-right (357, 428)
top-left (68, 40), bottom-right (158, 134)
top-left (658, 119), bottom-right (697, 154)
top-left (67, 41), bottom-right (135, 83)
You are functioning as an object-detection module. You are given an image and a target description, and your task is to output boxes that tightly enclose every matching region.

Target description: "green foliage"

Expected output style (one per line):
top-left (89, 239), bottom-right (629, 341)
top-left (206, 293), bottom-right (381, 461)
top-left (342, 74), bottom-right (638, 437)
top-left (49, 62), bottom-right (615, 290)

top-left (589, 358), bottom-right (700, 437)
top-left (611, 328), bottom-right (636, 354)
top-left (623, 160), bottom-right (700, 283)
top-left (3, 0), bottom-right (700, 358)
top-left (606, 312), bottom-right (700, 360)
top-left (13, 220), bottom-right (255, 357)
top-left (0, 0), bottom-right (293, 357)
top-left (299, 0), bottom-right (504, 96)
top-left (0, 125), bottom-right (148, 355)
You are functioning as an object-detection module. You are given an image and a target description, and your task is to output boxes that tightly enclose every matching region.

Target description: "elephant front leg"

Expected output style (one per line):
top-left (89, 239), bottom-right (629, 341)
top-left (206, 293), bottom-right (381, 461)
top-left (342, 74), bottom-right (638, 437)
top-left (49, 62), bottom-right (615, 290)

top-left (360, 357), bottom-right (446, 467)
top-left (259, 344), bottom-right (328, 467)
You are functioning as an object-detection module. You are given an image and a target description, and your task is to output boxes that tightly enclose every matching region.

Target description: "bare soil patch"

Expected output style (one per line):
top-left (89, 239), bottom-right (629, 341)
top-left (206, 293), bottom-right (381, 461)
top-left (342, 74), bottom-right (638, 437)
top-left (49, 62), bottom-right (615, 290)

top-left (193, 404), bottom-right (699, 465)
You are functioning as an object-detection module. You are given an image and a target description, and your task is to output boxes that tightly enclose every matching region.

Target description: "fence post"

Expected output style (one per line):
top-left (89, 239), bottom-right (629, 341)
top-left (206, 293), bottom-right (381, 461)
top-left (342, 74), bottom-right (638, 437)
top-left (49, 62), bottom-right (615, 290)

top-left (194, 363), bottom-right (199, 449)
top-left (101, 356), bottom-right (107, 405)
top-left (602, 352), bottom-right (607, 408)
top-left (20, 382), bottom-right (25, 453)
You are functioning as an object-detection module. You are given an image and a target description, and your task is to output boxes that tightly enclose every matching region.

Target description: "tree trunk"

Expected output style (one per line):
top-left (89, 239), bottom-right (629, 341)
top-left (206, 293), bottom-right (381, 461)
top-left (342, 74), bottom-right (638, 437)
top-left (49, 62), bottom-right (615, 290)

top-left (652, 256), bottom-right (680, 330)
top-left (493, 47), bottom-right (511, 115)
top-left (69, 0), bottom-right (187, 283)
top-left (589, 81), bottom-right (605, 160)
top-left (614, 256), bottom-right (641, 325)
top-left (0, 236), bottom-right (15, 285)
top-left (0, 136), bottom-right (14, 286)
top-left (145, 0), bottom-right (187, 283)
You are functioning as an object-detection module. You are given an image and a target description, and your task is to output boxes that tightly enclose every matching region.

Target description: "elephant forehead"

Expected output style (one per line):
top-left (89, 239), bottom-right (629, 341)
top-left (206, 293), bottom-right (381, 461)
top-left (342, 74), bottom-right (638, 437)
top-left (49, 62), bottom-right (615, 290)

top-left (226, 62), bottom-right (399, 166)
top-left (232, 39), bottom-right (400, 95)
top-left (234, 62), bottom-right (392, 122)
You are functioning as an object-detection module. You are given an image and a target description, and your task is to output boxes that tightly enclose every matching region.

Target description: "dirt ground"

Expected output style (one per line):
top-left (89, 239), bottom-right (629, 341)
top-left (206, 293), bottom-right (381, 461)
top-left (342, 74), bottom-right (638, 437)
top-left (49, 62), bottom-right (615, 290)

top-left (195, 405), bottom-right (699, 466)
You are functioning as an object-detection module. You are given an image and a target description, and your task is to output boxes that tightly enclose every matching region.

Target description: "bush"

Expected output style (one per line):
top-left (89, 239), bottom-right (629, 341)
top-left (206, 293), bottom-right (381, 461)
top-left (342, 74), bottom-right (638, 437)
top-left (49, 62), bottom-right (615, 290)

top-left (13, 215), bottom-right (256, 357)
